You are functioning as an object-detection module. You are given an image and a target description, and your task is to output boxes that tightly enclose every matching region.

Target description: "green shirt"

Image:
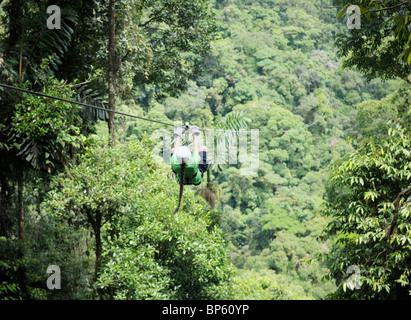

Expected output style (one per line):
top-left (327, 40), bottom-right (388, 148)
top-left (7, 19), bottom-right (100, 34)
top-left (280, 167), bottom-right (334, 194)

top-left (171, 152), bottom-right (202, 185)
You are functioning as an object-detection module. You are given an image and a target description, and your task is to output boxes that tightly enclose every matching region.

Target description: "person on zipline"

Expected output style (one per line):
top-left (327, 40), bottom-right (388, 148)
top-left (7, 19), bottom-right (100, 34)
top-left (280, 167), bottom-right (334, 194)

top-left (170, 125), bottom-right (208, 186)
top-left (170, 125), bottom-right (208, 214)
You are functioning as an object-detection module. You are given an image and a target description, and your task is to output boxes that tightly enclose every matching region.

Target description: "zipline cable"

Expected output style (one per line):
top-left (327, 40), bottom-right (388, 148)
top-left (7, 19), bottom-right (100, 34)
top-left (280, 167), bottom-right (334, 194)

top-left (0, 82), bottom-right (178, 128)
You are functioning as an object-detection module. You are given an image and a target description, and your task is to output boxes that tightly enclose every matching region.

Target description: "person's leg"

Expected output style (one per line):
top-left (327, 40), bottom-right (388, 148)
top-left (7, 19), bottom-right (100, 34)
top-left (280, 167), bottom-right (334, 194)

top-left (193, 134), bottom-right (199, 154)
top-left (198, 146), bottom-right (208, 175)
top-left (193, 134), bottom-right (207, 164)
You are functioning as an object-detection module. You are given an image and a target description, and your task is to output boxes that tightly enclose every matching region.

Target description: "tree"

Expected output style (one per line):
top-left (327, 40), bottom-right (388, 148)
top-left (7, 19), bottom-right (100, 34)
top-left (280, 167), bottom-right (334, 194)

top-left (102, 0), bottom-right (217, 139)
top-left (321, 125), bottom-right (411, 299)
top-left (121, 0), bottom-right (218, 102)
top-left (0, 76), bottom-right (87, 298)
top-left (335, 0), bottom-right (411, 82)
top-left (96, 194), bottom-right (234, 299)
top-left (45, 138), bottom-right (234, 299)
top-left (46, 139), bottom-right (143, 282)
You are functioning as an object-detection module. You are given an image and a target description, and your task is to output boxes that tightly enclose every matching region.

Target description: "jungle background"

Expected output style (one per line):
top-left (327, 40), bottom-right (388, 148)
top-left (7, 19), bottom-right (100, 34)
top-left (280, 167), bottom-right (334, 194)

top-left (1, 0), bottom-right (410, 300)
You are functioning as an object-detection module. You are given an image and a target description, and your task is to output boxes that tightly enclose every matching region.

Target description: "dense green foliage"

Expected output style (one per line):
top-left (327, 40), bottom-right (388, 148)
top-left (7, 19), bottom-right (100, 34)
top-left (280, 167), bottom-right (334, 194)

top-left (322, 125), bottom-right (411, 299)
top-left (1, 0), bottom-right (410, 301)
top-left (335, 0), bottom-right (411, 81)
top-left (45, 138), bottom-right (234, 299)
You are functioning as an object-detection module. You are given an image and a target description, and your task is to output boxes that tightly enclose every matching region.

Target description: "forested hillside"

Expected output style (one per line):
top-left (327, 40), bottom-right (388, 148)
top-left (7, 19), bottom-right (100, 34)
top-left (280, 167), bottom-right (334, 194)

top-left (1, 0), bottom-right (410, 301)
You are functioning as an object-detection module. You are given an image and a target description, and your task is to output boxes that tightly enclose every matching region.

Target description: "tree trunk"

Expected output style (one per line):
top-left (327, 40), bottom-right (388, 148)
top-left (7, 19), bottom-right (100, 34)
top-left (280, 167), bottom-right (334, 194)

top-left (16, 170), bottom-right (27, 297)
top-left (93, 212), bottom-right (104, 299)
top-left (88, 210), bottom-right (103, 282)
top-left (0, 177), bottom-right (11, 237)
top-left (17, 172), bottom-right (24, 243)
top-left (107, 0), bottom-right (116, 146)
top-left (94, 224), bottom-right (102, 281)
top-left (19, 33), bottom-right (24, 83)
top-left (85, 209), bottom-right (103, 297)
top-left (7, 0), bottom-right (24, 53)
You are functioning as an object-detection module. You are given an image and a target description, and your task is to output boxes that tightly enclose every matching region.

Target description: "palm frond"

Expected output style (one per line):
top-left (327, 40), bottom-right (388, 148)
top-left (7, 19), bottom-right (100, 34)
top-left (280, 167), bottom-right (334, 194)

top-left (6, 6), bottom-right (78, 84)
top-left (208, 111), bottom-right (248, 172)
top-left (75, 80), bottom-right (109, 122)
top-left (215, 110), bottom-right (248, 132)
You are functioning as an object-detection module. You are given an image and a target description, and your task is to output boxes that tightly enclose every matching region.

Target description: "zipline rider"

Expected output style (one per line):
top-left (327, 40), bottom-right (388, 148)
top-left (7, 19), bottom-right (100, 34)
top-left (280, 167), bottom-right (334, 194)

top-left (170, 125), bottom-right (208, 186)
top-left (170, 125), bottom-right (209, 214)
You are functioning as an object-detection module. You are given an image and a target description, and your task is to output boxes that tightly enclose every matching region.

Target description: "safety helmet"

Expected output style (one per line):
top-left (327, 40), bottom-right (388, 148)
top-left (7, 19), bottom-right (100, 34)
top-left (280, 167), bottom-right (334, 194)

top-left (175, 146), bottom-right (192, 164)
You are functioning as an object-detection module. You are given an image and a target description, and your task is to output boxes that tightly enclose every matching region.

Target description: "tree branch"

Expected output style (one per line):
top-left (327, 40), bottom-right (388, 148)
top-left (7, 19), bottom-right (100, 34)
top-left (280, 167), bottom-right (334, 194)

top-left (360, 1), bottom-right (410, 16)
top-left (138, 10), bottom-right (164, 28)
top-left (381, 184), bottom-right (411, 295)
top-left (387, 186), bottom-right (411, 239)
